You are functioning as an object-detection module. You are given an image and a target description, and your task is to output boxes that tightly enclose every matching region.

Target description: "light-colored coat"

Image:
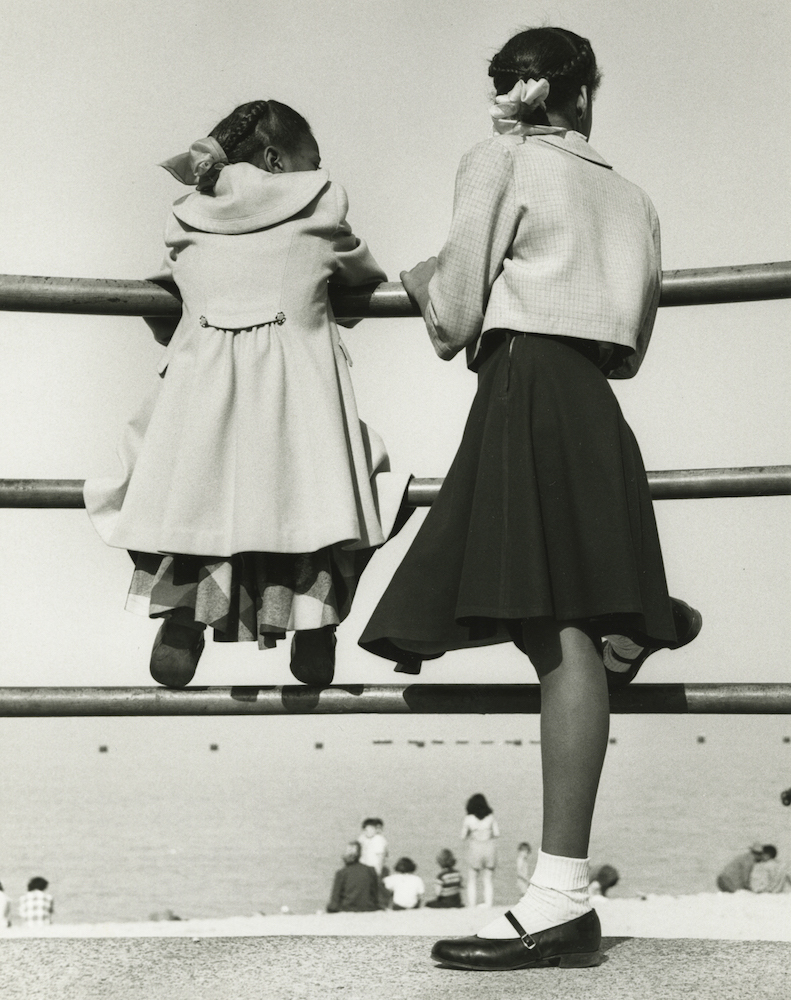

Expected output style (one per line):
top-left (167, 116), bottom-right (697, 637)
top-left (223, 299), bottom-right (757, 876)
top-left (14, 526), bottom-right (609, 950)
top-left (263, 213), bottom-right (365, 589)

top-left (86, 164), bottom-right (407, 557)
top-left (424, 131), bottom-right (661, 378)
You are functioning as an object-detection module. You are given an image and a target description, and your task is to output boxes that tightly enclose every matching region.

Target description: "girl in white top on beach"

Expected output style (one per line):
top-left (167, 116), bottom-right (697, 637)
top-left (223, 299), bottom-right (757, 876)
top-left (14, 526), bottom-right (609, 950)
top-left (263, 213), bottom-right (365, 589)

top-left (461, 794), bottom-right (500, 908)
top-left (85, 100), bottom-right (408, 687)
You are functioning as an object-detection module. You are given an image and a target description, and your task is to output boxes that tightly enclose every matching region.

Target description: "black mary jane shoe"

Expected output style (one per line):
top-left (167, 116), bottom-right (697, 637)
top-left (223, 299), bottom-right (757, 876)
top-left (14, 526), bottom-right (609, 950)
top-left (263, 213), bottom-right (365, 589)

top-left (430, 908), bottom-right (602, 971)
top-left (604, 597), bottom-right (703, 690)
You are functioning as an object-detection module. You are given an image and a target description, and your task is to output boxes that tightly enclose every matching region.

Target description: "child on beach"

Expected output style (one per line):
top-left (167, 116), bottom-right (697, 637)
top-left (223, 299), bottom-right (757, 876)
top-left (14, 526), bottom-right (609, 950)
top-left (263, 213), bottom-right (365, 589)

top-left (359, 26), bottom-right (702, 971)
top-left (516, 842), bottom-right (533, 895)
top-left (383, 858), bottom-right (425, 910)
top-left (461, 794), bottom-right (499, 908)
top-left (357, 818), bottom-right (388, 875)
top-left (425, 849), bottom-right (464, 908)
top-left (85, 100), bottom-right (408, 686)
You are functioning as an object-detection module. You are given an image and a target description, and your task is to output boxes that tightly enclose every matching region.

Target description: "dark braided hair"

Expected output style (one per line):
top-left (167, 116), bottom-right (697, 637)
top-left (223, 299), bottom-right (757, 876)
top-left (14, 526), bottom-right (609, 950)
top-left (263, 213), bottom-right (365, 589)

top-left (209, 100), bottom-right (313, 164)
top-left (489, 28), bottom-right (601, 124)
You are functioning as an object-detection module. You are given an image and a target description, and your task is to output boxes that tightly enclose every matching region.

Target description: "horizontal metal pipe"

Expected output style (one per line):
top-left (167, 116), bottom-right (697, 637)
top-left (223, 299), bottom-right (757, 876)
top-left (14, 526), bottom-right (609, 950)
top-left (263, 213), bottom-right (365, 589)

top-left (0, 684), bottom-right (790, 716)
top-left (1, 261), bottom-right (789, 318)
top-left (1, 467), bottom-right (789, 509)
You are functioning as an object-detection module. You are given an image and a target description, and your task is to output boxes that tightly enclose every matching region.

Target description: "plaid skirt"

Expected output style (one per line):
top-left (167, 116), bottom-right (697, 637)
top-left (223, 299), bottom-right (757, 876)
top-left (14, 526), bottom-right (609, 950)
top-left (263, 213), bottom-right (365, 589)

top-left (359, 331), bottom-right (677, 663)
top-left (126, 547), bottom-right (363, 649)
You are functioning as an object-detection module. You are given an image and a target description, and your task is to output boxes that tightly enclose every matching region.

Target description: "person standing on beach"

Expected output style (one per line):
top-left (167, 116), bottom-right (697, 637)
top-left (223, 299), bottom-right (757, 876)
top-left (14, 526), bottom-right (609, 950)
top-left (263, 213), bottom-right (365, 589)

top-left (326, 842), bottom-right (380, 913)
top-left (359, 25), bottom-right (701, 972)
top-left (461, 794), bottom-right (500, 908)
top-left (716, 843), bottom-right (765, 892)
top-left (357, 818), bottom-right (388, 875)
top-left (18, 877), bottom-right (54, 926)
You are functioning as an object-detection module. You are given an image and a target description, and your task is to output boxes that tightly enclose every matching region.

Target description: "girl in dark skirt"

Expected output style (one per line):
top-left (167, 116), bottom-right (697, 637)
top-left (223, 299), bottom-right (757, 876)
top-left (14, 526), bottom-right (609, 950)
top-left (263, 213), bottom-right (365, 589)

top-left (359, 27), bottom-right (701, 971)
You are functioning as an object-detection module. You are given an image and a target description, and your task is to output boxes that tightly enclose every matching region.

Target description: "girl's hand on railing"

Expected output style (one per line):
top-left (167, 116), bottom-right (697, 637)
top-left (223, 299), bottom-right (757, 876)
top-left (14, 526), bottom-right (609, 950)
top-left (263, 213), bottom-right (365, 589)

top-left (400, 257), bottom-right (438, 317)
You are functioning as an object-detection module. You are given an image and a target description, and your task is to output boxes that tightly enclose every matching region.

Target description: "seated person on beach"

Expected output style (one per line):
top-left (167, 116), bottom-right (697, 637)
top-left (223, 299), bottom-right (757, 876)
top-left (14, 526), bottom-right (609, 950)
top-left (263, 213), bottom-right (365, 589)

top-left (589, 864), bottom-right (619, 897)
top-left (516, 841), bottom-right (533, 895)
top-left (18, 877), bottom-right (54, 926)
top-left (716, 843), bottom-right (764, 892)
top-left (748, 845), bottom-right (791, 894)
top-left (383, 858), bottom-right (425, 910)
top-left (0, 881), bottom-right (11, 928)
top-left (327, 842), bottom-right (380, 913)
top-left (425, 849), bottom-right (464, 908)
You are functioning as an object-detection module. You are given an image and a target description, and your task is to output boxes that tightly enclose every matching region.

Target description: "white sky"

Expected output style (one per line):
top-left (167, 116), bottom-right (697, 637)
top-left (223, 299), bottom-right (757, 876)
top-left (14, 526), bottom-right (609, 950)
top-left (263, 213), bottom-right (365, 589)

top-left (0, 0), bottom-right (789, 689)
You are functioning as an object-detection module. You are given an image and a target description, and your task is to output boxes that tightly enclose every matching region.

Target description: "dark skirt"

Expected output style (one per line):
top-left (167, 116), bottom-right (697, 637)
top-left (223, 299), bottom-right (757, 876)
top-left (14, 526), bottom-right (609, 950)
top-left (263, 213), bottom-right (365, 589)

top-left (359, 332), bottom-right (677, 664)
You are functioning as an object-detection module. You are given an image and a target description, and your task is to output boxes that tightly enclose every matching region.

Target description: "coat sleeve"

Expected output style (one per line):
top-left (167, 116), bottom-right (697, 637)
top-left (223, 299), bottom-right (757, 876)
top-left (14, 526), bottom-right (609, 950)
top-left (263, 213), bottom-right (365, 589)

top-left (144, 215), bottom-right (184, 346)
top-left (331, 184), bottom-right (387, 287)
top-left (607, 200), bottom-right (661, 379)
top-left (425, 141), bottom-right (519, 361)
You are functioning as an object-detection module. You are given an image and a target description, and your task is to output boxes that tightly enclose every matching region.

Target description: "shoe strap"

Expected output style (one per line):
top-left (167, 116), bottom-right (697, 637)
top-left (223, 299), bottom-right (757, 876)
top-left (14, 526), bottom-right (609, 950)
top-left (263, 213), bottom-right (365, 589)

top-left (607, 646), bottom-right (638, 666)
top-left (504, 910), bottom-right (538, 951)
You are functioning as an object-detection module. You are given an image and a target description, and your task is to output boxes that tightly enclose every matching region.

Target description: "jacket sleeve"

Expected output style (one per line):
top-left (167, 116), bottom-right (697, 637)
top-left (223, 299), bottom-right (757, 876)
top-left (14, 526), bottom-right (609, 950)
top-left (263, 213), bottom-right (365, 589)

top-left (425, 141), bottom-right (519, 360)
top-left (607, 201), bottom-right (661, 379)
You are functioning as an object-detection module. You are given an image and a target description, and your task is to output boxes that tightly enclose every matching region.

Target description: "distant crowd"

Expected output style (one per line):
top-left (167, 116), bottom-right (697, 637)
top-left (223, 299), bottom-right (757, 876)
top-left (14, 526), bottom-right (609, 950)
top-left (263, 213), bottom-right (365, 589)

top-left (326, 797), bottom-right (622, 914)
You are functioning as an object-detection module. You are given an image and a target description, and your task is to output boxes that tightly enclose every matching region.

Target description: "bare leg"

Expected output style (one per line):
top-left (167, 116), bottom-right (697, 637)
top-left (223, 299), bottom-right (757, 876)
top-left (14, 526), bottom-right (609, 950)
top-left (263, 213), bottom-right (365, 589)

top-left (477, 618), bottom-right (609, 938)
top-left (466, 869), bottom-right (477, 908)
top-left (523, 619), bottom-right (609, 858)
top-left (481, 869), bottom-right (494, 907)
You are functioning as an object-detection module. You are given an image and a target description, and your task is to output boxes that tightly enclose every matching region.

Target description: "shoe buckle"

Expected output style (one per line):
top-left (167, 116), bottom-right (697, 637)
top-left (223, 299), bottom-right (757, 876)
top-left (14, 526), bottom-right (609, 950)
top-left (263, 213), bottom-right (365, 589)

top-left (519, 931), bottom-right (537, 951)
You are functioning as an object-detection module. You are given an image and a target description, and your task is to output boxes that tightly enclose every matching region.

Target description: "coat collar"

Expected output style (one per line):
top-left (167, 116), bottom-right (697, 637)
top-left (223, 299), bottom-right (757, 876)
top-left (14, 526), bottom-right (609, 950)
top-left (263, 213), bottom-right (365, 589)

top-left (172, 163), bottom-right (330, 234)
top-left (532, 131), bottom-right (612, 169)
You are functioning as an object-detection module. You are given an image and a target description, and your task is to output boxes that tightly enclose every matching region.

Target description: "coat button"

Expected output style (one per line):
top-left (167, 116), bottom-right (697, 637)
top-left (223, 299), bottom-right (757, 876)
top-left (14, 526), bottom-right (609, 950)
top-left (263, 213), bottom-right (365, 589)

top-left (275, 312), bottom-right (286, 325)
top-left (199, 316), bottom-right (208, 327)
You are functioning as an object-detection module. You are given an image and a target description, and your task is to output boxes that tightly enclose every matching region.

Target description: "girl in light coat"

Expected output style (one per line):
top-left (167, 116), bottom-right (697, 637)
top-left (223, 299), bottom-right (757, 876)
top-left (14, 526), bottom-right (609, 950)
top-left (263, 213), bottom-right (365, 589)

top-left (86, 100), bottom-right (408, 687)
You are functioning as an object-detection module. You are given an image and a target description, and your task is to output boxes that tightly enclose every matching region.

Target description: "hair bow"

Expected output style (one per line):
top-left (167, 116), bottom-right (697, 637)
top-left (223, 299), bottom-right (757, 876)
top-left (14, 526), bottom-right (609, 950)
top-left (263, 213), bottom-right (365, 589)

top-left (159, 137), bottom-right (229, 191)
top-left (490, 77), bottom-right (551, 135)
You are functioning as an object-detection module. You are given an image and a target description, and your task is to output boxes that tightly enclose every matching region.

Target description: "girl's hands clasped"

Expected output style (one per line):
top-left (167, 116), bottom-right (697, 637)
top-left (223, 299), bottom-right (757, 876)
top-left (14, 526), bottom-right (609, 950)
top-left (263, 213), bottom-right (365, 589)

top-left (400, 257), bottom-right (437, 317)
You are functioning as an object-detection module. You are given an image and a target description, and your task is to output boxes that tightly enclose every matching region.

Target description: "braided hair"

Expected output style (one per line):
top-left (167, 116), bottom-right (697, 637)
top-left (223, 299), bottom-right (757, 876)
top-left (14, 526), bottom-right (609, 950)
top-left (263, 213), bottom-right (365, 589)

top-left (489, 28), bottom-right (601, 124)
top-left (209, 100), bottom-right (313, 163)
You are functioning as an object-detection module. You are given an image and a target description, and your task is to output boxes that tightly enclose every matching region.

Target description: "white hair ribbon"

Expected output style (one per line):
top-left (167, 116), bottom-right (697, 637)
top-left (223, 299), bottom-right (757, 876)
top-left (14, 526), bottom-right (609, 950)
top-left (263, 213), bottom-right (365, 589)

top-left (159, 137), bottom-right (229, 190)
top-left (490, 78), bottom-right (564, 136)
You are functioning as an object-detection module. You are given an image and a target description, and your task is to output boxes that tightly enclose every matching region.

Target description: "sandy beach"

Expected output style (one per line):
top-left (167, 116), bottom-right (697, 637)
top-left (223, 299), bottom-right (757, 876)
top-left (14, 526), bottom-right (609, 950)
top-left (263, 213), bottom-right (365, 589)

top-left (2, 893), bottom-right (789, 941)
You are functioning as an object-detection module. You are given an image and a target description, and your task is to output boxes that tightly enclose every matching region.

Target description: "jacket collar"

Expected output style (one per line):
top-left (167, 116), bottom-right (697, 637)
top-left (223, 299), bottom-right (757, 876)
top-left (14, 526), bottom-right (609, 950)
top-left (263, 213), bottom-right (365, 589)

top-left (533, 131), bottom-right (612, 169)
top-left (172, 163), bottom-right (330, 234)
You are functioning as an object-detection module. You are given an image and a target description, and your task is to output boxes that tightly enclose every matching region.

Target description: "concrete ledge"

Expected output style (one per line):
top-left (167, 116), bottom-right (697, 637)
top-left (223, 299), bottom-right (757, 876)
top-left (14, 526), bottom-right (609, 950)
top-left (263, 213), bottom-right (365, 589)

top-left (3, 936), bottom-right (790, 1000)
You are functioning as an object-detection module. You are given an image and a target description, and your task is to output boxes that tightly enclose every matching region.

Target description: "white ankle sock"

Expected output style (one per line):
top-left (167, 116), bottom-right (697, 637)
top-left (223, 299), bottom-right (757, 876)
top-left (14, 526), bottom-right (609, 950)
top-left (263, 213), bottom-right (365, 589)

top-left (477, 850), bottom-right (591, 939)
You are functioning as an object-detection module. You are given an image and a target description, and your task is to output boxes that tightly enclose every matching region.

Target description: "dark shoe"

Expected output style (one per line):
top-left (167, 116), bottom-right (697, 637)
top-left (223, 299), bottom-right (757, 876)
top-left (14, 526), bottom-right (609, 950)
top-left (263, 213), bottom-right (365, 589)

top-left (290, 626), bottom-right (336, 685)
top-left (150, 619), bottom-right (205, 688)
top-left (394, 654), bottom-right (422, 675)
top-left (604, 597), bottom-right (702, 689)
top-left (431, 908), bottom-right (602, 971)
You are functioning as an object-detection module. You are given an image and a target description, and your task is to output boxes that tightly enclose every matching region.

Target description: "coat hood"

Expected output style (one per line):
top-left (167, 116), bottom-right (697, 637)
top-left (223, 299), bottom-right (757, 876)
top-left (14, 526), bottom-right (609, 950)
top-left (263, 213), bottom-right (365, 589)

top-left (171, 163), bottom-right (330, 234)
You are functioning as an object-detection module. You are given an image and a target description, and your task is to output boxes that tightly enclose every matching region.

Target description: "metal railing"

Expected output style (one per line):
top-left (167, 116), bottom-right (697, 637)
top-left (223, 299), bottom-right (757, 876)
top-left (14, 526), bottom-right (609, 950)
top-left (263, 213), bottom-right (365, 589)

top-left (1, 684), bottom-right (790, 717)
top-left (2, 261), bottom-right (790, 714)
top-left (1, 260), bottom-right (790, 318)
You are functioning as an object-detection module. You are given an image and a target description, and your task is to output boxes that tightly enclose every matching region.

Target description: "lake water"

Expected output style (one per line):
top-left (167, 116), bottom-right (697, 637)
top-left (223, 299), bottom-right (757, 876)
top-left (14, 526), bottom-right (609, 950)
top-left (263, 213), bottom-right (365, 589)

top-left (1, 713), bottom-right (790, 924)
